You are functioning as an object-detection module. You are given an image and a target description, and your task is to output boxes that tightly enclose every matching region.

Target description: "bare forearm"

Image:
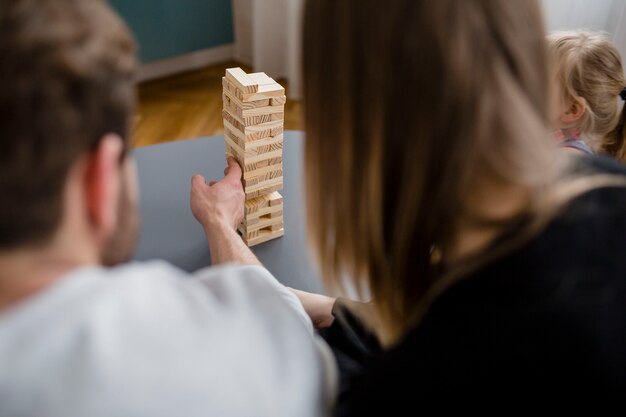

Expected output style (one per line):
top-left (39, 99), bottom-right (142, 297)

top-left (204, 222), bottom-right (262, 266)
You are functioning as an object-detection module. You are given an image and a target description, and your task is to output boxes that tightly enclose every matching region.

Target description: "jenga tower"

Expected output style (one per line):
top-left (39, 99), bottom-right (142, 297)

top-left (222, 67), bottom-right (285, 246)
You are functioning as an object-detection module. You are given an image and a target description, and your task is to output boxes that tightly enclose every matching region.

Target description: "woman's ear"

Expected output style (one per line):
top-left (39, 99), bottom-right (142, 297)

top-left (85, 134), bottom-right (124, 243)
top-left (560, 96), bottom-right (587, 126)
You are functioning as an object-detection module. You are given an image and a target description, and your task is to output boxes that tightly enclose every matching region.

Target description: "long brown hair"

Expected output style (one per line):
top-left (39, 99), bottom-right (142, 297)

top-left (548, 31), bottom-right (626, 161)
top-left (303, 0), bottom-right (569, 345)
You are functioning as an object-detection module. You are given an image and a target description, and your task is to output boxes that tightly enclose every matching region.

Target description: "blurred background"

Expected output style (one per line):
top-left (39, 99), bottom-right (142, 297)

top-left (111, 0), bottom-right (626, 148)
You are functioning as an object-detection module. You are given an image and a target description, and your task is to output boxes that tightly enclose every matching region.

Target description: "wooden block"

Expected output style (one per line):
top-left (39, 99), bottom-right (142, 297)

top-left (242, 149), bottom-right (283, 164)
top-left (244, 196), bottom-right (272, 215)
top-left (224, 144), bottom-right (283, 176)
top-left (256, 83), bottom-right (285, 97)
top-left (243, 225), bottom-right (282, 239)
top-left (223, 131), bottom-right (245, 152)
top-left (242, 169), bottom-right (283, 187)
top-left (222, 103), bottom-right (283, 127)
top-left (224, 133), bottom-right (283, 158)
top-left (243, 158), bottom-right (282, 179)
top-left (223, 87), bottom-right (270, 110)
top-left (243, 156), bottom-right (282, 170)
top-left (245, 203), bottom-right (282, 219)
top-left (224, 136), bottom-right (270, 158)
top-left (222, 77), bottom-right (246, 101)
top-left (223, 117), bottom-right (284, 144)
top-left (244, 176), bottom-right (283, 194)
top-left (243, 210), bottom-right (282, 226)
top-left (244, 191), bottom-right (283, 215)
top-left (222, 75), bottom-right (284, 101)
top-left (223, 112), bottom-right (284, 142)
top-left (270, 96), bottom-right (287, 106)
top-left (225, 68), bottom-right (258, 94)
top-left (223, 93), bottom-right (284, 118)
top-left (224, 143), bottom-right (240, 160)
top-left (246, 208), bottom-right (283, 223)
top-left (268, 210), bottom-right (283, 218)
top-left (243, 208), bottom-right (284, 226)
top-left (243, 222), bottom-right (285, 237)
top-left (242, 227), bottom-right (285, 247)
top-left (247, 72), bottom-right (275, 85)
top-left (239, 216), bottom-right (283, 234)
top-left (245, 182), bottom-right (283, 199)
top-left (247, 74), bottom-right (286, 97)
top-left (244, 134), bottom-right (284, 150)
top-left (224, 129), bottom-right (272, 158)
top-left (224, 132), bottom-right (284, 161)
top-left (222, 109), bottom-right (249, 131)
top-left (269, 193), bottom-right (283, 206)
top-left (224, 126), bottom-right (283, 150)
top-left (248, 72), bottom-right (285, 97)
top-left (239, 112), bottom-right (282, 127)
top-left (243, 206), bottom-right (282, 225)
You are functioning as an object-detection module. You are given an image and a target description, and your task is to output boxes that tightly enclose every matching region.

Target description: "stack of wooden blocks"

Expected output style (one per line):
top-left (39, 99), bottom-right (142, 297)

top-left (222, 67), bottom-right (286, 246)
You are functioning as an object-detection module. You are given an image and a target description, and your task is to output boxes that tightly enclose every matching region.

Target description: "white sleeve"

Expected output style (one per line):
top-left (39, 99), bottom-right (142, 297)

top-left (192, 264), bottom-right (315, 334)
top-left (190, 263), bottom-right (337, 412)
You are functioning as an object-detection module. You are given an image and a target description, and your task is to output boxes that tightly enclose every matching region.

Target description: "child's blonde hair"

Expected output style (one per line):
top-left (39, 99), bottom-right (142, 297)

top-left (548, 30), bottom-right (626, 161)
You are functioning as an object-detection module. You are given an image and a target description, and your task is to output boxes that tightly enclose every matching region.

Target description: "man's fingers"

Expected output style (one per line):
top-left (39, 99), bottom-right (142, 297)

top-left (208, 180), bottom-right (218, 186)
top-left (191, 175), bottom-right (207, 189)
top-left (225, 156), bottom-right (243, 182)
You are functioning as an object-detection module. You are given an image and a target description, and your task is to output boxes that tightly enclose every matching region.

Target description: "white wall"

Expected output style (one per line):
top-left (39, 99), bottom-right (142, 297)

top-left (232, 0), bottom-right (253, 65)
top-left (542, 0), bottom-right (626, 63)
top-left (251, 0), bottom-right (289, 78)
top-left (607, 0), bottom-right (626, 61)
top-left (231, 0), bottom-right (304, 99)
top-left (542, 0), bottom-right (614, 31)
top-left (231, 1), bottom-right (626, 99)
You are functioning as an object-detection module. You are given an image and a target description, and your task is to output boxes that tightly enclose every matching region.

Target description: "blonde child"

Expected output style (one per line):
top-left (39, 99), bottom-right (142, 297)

top-left (549, 30), bottom-right (626, 160)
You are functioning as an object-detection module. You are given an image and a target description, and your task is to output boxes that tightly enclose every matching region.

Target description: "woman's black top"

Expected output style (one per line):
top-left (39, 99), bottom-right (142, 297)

top-left (322, 156), bottom-right (626, 412)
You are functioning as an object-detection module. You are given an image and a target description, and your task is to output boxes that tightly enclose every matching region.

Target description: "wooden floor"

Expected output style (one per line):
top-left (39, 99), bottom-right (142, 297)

top-left (131, 60), bottom-right (304, 148)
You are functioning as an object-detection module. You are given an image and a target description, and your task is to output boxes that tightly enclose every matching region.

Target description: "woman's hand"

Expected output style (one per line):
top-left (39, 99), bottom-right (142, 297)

top-left (289, 288), bottom-right (336, 329)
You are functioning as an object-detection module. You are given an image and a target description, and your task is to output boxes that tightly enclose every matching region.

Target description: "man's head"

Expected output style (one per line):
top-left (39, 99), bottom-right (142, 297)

top-left (0, 0), bottom-right (139, 265)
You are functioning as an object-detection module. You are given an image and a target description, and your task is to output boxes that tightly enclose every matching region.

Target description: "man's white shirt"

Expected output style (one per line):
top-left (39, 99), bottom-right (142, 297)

top-left (0, 262), bottom-right (337, 417)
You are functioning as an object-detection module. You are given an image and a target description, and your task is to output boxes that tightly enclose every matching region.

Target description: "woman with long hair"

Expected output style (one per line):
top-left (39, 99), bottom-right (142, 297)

top-left (292, 0), bottom-right (626, 410)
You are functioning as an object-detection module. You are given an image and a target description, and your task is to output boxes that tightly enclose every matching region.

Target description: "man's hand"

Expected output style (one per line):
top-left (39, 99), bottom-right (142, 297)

top-left (190, 157), bottom-right (261, 266)
top-left (191, 157), bottom-right (245, 233)
top-left (289, 288), bottom-right (336, 329)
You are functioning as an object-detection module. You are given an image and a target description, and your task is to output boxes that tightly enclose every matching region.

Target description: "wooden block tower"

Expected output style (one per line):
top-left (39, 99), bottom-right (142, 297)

top-left (222, 67), bottom-right (285, 246)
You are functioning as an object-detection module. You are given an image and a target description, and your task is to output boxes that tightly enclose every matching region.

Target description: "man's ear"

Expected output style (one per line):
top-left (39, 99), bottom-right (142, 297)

top-left (85, 134), bottom-right (125, 243)
top-left (560, 96), bottom-right (587, 126)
